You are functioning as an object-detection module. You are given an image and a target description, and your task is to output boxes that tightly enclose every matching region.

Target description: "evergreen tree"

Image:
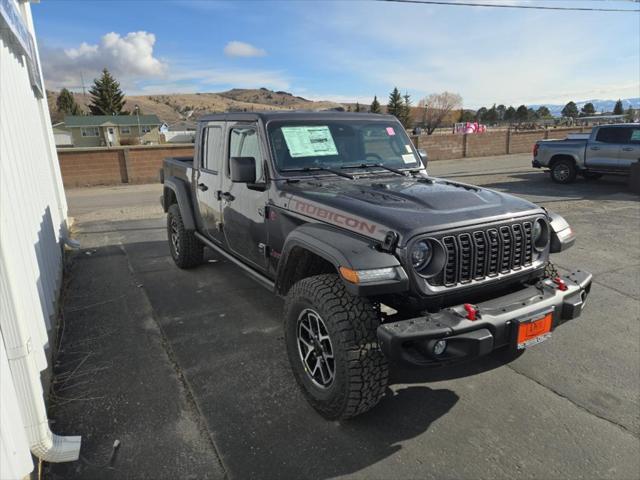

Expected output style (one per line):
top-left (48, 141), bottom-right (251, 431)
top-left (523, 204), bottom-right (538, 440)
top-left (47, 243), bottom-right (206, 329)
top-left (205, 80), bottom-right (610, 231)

top-left (537, 106), bottom-right (551, 118)
top-left (515, 104), bottom-right (529, 122)
top-left (580, 102), bottom-right (596, 116)
top-left (387, 87), bottom-right (404, 118)
top-left (496, 104), bottom-right (506, 121)
top-left (561, 101), bottom-right (578, 118)
top-left (56, 88), bottom-right (82, 116)
top-left (613, 99), bottom-right (624, 115)
top-left (483, 104), bottom-right (498, 123)
top-left (89, 68), bottom-right (126, 115)
top-left (475, 107), bottom-right (487, 122)
top-left (354, 102), bottom-right (361, 112)
top-left (504, 106), bottom-right (516, 123)
top-left (398, 92), bottom-right (413, 129)
top-left (370, 96), bottom-right (382, 114)
top-left (58, 90), bottom-right (80, 116)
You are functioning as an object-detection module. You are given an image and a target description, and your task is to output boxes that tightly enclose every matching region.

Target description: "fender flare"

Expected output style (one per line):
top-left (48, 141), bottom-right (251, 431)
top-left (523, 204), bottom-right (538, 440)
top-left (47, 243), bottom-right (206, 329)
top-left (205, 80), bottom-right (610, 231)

top-left (163, 177), bottom-right (196, 231)
top-left (549, 153), bottom-right (580, 168)
top-left (275, 223), bottom-right (406, 295)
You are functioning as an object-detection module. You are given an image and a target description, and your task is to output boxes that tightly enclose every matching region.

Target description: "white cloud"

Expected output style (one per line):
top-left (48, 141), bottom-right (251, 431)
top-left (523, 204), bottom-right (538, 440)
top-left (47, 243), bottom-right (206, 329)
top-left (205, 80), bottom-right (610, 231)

top-left (42, 31), bottom-right (167, 89)
top-left (172, 67), bottom-right (289, 90)
top-left (223, 41), bottom-right (266, 58)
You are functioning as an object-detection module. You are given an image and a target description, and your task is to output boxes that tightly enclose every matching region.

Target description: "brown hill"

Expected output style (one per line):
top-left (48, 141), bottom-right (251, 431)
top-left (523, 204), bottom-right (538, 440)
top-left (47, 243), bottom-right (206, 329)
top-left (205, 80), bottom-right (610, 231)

top-left (48, 88), bottom-right (344, 125)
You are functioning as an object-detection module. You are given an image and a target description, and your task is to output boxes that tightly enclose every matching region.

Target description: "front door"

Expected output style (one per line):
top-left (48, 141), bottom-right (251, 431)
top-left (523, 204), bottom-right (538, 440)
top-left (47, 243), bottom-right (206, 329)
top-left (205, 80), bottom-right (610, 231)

top-left (106, 127), bottom-right (116, 146)
top-left (195, 122), bottom-right (225, 244)
top-left (618, 126), bottom-right (640, 170)
top-left (220, 123), bottom-right (269, 272)
top-left (585, 127), bottom-right (624, 170)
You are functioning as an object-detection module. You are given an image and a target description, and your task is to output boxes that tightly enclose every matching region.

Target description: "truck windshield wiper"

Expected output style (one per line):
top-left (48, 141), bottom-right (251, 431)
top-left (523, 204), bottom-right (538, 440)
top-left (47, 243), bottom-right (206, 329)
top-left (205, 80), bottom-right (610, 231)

top-left (280, 167), bottom-right (355, 179)
top-left (341, 163), bottom-right (408, 177)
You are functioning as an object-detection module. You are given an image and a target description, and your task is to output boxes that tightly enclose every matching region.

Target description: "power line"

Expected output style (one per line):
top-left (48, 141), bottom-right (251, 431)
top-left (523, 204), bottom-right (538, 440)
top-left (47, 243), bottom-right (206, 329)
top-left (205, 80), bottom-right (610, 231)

top-left (378, 0), bottom-right (640, 12)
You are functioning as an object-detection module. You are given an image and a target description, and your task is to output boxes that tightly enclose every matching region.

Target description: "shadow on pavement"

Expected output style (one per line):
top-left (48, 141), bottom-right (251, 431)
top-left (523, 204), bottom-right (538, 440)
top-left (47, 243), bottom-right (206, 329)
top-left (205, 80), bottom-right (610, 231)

top-left (457, 171), bottom-right (637, 202)
top-left (73, 234), bottom-right (462, 479)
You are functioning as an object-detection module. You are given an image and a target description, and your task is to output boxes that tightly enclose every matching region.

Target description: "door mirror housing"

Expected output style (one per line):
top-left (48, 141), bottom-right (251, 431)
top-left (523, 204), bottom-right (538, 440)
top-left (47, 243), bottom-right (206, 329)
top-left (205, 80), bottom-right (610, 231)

top-left (230, 156), bottom-right (256, 183)
top-left (418, 149), bottom-right (428, 168)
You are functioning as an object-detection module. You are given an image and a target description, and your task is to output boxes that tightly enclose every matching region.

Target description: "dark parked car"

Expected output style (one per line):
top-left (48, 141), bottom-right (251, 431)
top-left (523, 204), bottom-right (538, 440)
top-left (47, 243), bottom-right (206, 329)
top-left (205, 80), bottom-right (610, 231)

top-left (161, 111), bottom-right (592, 419)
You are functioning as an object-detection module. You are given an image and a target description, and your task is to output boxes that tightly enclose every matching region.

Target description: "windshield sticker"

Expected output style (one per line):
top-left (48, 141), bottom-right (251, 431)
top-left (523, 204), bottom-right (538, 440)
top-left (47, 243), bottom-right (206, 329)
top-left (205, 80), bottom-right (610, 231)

top-left (405, 144), bottom-right (412, 153)
top-left (401, 153), bottom-right (415, 164)
top-left (386, 127), bottom-right (396, 136)
top-left (281, 126), bottom-right (338, 158)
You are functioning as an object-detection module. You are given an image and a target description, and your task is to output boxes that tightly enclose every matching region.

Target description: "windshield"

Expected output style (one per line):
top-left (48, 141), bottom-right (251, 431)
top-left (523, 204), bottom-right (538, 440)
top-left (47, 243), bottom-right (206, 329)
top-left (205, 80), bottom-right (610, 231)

top-left (267, 119), bottom-right (422, 174)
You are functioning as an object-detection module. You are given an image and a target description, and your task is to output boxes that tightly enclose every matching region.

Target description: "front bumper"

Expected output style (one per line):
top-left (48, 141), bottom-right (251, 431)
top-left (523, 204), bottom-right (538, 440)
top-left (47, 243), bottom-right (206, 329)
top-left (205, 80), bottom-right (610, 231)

top-left (377, 270), bottom-right (592, 366)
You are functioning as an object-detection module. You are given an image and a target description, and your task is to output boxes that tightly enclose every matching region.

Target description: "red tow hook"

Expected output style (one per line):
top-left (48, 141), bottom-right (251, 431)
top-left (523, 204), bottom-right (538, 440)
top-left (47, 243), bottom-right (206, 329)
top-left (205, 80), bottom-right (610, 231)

top-left (463, 303), bottom-right (478, 321)
top-left (553, 277), bottom-right (568, 291)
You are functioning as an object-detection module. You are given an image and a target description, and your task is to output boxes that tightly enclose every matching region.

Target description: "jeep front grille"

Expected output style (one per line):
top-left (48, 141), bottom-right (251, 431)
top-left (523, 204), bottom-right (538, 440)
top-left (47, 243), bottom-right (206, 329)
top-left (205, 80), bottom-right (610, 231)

top-left (429, 220), bottom-right (534, 287)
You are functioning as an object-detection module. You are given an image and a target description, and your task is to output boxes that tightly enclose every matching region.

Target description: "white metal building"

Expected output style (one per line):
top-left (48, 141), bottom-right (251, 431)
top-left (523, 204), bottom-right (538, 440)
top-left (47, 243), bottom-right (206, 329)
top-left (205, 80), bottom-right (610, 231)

top-left (1, 1), bottom-right (81, 478)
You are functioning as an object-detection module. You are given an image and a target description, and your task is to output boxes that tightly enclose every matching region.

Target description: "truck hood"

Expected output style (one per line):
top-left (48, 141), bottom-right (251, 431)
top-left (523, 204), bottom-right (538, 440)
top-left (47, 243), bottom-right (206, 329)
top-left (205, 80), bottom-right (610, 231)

top-left (280, 175), bottom-right (542, 244)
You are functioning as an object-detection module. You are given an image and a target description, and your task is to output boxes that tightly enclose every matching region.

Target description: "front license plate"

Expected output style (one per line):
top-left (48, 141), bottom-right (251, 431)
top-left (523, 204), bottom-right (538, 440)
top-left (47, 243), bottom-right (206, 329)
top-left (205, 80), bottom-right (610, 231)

top-left (517, 313), bottom-right (553, 350)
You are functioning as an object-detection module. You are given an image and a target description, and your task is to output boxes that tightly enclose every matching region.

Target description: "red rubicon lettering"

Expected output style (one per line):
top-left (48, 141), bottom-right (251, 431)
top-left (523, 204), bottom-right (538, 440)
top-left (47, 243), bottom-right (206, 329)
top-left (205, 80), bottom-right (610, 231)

top-left (291, 199), bottom-right (379, 236)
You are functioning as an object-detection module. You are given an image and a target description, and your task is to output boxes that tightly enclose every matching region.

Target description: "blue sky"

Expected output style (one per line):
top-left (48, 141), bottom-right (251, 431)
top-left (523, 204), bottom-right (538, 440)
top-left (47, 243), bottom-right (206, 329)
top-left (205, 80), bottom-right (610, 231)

top-left (33, 0), bottom-right (640, 108)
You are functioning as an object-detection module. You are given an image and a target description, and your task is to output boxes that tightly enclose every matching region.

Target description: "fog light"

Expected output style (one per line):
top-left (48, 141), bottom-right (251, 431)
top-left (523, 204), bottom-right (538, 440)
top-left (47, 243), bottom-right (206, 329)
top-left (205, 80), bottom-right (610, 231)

top-left (433, 339), bottom-right (447, 356)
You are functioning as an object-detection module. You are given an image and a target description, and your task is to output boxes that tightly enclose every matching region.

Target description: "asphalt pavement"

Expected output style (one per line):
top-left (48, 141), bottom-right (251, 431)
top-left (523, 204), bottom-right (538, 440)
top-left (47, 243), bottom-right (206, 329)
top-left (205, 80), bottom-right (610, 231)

top-left (51, 153), bottom-right (639, 479)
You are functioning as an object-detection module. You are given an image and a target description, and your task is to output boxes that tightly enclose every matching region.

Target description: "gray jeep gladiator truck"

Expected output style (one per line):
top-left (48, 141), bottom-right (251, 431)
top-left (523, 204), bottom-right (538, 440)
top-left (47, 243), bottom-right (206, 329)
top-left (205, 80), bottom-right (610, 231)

top-left (533, 124), bottom-right (640, 183)
top-left (161, 111), bottom-right (592, 419)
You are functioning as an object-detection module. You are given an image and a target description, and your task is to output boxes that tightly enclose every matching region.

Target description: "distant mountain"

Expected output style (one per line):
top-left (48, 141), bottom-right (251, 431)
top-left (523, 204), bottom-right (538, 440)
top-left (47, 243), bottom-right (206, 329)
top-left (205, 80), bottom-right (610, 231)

top-left (529, 98), bottom-right (640, 116)
top-left (47, 88), bottom-right (344, 124)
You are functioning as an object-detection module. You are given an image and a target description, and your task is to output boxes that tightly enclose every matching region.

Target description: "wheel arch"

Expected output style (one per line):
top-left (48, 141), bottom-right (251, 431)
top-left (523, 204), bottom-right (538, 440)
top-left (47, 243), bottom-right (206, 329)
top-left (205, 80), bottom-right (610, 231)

top-left (163, 177), bottom-right (196, 231)
top-left (549, 154), bottom-right (578, 169)
top-left (275, 223), bottom-right (405, 296)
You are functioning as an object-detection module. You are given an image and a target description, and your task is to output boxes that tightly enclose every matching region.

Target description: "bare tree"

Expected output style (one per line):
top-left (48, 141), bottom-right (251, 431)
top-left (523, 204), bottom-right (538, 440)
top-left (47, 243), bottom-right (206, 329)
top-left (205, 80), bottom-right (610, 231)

top-left (418, 92), bottom-right (463, 135)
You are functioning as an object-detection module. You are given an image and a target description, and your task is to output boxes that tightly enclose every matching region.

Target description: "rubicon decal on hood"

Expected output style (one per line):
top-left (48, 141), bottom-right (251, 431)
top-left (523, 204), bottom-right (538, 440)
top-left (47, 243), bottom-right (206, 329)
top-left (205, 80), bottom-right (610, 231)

top-left (289, 197), bottom-right (388, 241)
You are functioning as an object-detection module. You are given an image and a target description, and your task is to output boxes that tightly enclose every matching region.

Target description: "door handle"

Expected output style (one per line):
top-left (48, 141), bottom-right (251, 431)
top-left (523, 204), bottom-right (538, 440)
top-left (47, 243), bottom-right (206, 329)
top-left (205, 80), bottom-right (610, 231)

top-left (622, 147), bottom-right (634, 151)
top-left (198, 183), bottom-right (208, 191)
top-left (221, 192), bottom-right (235, 202)
top-left (590, 146), bottom-right (600, 151)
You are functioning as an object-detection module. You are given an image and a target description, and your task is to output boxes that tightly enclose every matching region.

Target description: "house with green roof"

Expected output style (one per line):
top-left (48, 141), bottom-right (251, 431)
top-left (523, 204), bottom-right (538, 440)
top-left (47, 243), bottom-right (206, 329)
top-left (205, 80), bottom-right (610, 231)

top-left (60, 114), bottom-right (162, 147)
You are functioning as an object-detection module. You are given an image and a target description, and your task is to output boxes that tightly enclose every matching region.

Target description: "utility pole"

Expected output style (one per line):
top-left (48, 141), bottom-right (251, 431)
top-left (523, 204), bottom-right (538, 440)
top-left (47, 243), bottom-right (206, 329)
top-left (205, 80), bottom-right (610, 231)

top-left (135, 104), bottom-right (141, 143)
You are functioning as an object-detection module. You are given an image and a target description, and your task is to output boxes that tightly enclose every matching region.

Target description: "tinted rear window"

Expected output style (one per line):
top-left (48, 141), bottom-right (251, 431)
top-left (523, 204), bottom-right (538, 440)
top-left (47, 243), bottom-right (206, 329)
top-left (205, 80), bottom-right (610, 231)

top-left (595, 127), bottom-right (630, 144)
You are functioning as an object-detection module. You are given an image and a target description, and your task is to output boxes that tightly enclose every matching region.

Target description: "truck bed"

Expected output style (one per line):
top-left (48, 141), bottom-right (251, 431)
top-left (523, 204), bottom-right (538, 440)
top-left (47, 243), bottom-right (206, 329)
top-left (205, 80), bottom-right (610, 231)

top-left (163, 156), bottom-right (193, 183)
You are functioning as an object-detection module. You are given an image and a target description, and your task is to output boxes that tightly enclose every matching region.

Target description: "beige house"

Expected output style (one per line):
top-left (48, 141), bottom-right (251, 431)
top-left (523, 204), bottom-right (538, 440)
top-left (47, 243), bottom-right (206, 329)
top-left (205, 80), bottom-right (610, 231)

top-left (61, 115), bottom-right (162, 147)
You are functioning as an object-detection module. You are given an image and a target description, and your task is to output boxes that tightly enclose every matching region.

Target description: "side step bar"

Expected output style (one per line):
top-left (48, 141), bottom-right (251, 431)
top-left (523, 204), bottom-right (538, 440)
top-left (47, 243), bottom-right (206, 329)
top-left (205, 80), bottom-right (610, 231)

top-left (194, 232), bottom-right (275, 291)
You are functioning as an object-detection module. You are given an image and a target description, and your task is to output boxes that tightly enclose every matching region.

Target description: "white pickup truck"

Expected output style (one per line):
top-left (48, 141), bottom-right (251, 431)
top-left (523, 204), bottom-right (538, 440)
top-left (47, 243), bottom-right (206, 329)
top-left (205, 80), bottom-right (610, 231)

top-left (532, 124), bottom-right (640, 183)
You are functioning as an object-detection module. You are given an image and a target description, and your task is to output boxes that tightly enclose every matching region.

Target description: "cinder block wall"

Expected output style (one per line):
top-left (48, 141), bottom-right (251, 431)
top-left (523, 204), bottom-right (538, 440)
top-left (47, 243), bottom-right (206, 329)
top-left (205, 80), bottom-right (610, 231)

top-left (466, 131), bottom-right (508, 157)
top-left (127, 146), bottom-right (194, 183)
top-left (58, 149), bottom-right (126, 187)
top-left (509, 131), bottom-right (545, 154)
top-left (417, 134), bottom-right (465, 160)
top-left (58, 145), bottom-right (194, 187)
top-left (57, 128), bottom-right (589, 187)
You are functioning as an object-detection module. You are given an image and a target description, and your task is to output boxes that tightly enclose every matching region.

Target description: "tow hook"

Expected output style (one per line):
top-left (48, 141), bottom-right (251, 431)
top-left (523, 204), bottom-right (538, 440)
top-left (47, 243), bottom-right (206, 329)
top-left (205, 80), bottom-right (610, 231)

top-left (553, 277), bottom-right (568, 291)
top-left (463, 303), bottom-right (479, 321)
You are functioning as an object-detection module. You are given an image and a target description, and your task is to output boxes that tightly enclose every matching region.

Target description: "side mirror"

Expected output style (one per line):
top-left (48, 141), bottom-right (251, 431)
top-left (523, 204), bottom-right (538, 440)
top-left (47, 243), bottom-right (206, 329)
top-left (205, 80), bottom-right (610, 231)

top-left (418, 149), bottom-right (428, 168)
top-left (230, 156), bottom-right (256, 183)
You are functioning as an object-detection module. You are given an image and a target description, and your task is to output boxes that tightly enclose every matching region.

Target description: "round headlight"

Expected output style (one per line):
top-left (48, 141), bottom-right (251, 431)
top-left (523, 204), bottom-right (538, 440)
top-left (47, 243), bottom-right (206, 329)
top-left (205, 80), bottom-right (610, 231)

top-left (533, 218), bottom-right (549, 250)
top-left (411, 240), bottom-right (433, 271)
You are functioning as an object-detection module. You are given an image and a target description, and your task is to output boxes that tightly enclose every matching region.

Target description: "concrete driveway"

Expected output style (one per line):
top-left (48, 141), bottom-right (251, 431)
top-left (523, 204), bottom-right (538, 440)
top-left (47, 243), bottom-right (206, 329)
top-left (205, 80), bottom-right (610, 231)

top-left (51, 153), bottom-right (639, 479)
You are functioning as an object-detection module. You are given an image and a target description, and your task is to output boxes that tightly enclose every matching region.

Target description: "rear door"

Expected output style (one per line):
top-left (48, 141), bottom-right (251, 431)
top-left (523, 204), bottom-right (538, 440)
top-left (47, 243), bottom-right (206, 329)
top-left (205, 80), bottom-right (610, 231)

top-left (618, 126), bottom-right (640, 171)
top-left (219, 122), bottom-right (270, 272)
top-left (585, 127), bottom-right (625, 170)
top-left (195, 122), bottom-right (225, 244)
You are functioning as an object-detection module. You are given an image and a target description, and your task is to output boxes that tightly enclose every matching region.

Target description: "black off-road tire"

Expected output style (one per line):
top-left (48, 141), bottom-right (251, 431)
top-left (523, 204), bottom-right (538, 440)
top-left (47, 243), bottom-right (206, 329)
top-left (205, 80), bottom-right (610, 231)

top-left (284, 274), bottom-right (389, 420)
top-left (167, 204), bottom-right (204, 269)
top-left (550, 159), bottom-right (577, 184)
